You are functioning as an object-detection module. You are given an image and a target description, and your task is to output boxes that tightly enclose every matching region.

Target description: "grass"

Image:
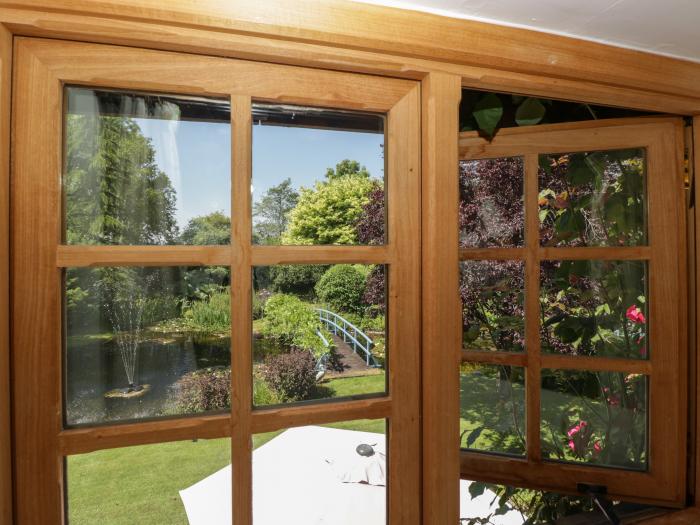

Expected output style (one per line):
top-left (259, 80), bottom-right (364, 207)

top-left (67, 374), bottom-right (388, 524)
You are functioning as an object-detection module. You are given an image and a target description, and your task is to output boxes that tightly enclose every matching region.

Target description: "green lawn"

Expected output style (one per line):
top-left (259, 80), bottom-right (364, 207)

top-left (67, 374), bottom-right (387, 525)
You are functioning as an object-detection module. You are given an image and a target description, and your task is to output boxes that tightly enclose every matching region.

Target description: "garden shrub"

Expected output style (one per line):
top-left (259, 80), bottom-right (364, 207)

top-left (173, 367), bottom-right (230, 413)
top-left (262, 349), bottom-right (317, 402)
top-left (184, 288), bottom-right (231, 333)
top-left (261, 294), bottom-right (329, 358)
top-left (315, 264), bottom-right (367, 314)
top-left (269, 264), bottom-right (327, 296)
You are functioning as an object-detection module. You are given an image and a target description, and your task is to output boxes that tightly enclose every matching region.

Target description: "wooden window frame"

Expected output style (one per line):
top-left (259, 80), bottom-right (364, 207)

top-left (457, 118), bottom-right (688, 506)
top-left (11, 37), bottom-right (421, 525)
top-left (0, 2), bottom-right (699, 525)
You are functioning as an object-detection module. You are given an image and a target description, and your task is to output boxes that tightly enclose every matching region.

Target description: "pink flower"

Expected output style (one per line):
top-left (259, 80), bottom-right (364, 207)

top-left (593, 441), bottom-right (602, 454)
top-left (626, 305), bottom-right (646, 324)
top-left (567, 421), bottom-right (587, 438)
top-left (568, 440), bottom-right (576, 451)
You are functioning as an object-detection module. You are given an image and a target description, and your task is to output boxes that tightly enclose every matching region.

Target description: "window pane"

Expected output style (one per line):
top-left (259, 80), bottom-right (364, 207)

top-left (540, 260), bottom-right (648, 359)
top-left (253, 421), bottom-right (386, 524)
top-left (541, 369), bottom-right (648, 470)
top-left (252, 265), bottom-right (386, 407)
top-left (461, 261), bottom-right (524, 353)
top-left (539, 148), bottom-right (646, 247)
top-left (64, 87), bottom-right (231, 246)
top-left (460, 364), bottom-right (526, 456)
top-left (67, 438), bottom-right (231, 525)
top-left (459, 157), bottom-right (524, 248)
top-left (252, 103), bottom-right (385, 246)
top-left (65, 266), bottom-right (231, 426)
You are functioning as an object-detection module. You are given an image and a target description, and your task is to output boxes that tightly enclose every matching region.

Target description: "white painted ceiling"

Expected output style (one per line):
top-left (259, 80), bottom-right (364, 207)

top-left (352, 0), bottom-right (700, 63)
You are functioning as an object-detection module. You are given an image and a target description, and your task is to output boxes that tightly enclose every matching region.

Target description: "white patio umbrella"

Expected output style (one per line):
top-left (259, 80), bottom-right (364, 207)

top-left (180, 426), bottom-right (524, 525)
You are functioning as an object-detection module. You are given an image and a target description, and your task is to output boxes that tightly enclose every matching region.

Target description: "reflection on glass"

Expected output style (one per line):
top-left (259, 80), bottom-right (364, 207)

top-left (252, 103), bottom-right (385, 246)
top-left (460, 364), bottom-right (525, 456)
top-left (252, 264), bottom-right (386, 407)
top-left (460, 479), bottom-right (596, 522)
top-left (459, 157), bottom-right (524, 248)
top-left (541, 369), bottom-right (648, 470)
top-left (540, 260), bottom-right (648, 359)
top-left (461, 261), bottom-right (524, 353)
top-left (253, 420), bottom-right (386, 524)
top-left (538, 148), bottom-right (646, 247)
top-left (64, 87), bottom-right (231, 246)
top-left (64, 266), bottom-right (231, 426)
top-left (66, 438), bottom-right (231, 525)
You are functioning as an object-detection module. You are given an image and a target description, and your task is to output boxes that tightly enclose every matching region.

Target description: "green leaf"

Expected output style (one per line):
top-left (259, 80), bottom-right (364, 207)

top-left (472, 94), bottom-right (503, 137)
top-left (515, 97), bottom-right (546, 126)
top-left (466, 426), bottom-right (485, 447)
top-left (567, 156), bottom-right (596, 186)
top-left (468, 481), bottom-right (487, 499)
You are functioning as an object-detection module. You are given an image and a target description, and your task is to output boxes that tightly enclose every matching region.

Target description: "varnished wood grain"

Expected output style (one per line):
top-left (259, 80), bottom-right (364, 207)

top-left (251, 397), bottom-right (391, 434)
top-left (694, 117), bottom-right (700, 507)
top-left (386, 83), bottom-right (422, 524)
top-left (56, 245), bottom-right (231, 267)
top-left (59, 414), bottom-right (231, 456)
top-left (230, 95), bottom-right (252, 525)
top-left (251, 245), bottom-right (390, 266)
top-left (461, 350), bottom-right (528, 367)
top-left (0, 23), bottom-right (11, 525)
top-left (2, 1), bottom-right (700, 113)
top-left (12, 35), bottom-right (64, 525)
top-left (421, 73), bottom-right (462, 525)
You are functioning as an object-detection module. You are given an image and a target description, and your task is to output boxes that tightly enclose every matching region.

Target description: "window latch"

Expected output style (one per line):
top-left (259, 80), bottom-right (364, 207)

top-left (577, 483), bottom-right (620, 525)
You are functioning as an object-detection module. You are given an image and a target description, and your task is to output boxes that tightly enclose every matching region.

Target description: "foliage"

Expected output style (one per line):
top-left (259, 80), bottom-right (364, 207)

top-left (183, 289), bottom-right (231, 334)
top-left (282, 160), bottom-right (376, 245)
top-left (459, 157), bottom-right (524, 248)
top-left (325, 159), bottom-right (371, 180)
top-left (463, 482), bottom-right (592, 525)
top-left (269, 264), bottom-right (327, 297)
top-left (253, 373), bottom-right (280, 406)
top-left (253, 178), bottom-right (299, 244)
top-left (261, 294), bottom-right (330, 358)
top-left (179, 211), bottom-right (230, 245)
top-left (315, 264), bottom-right (367, 315)
top-left (252, 292), bottom-right (268, 321)
top-left (262, 349), bottom-right (317, 402)
top-left (355, 185), bottom-right (385, 245)
top-left (65, 115), bottom-right (179, 245)
top-left (172, 367), bottom-right (230, 413)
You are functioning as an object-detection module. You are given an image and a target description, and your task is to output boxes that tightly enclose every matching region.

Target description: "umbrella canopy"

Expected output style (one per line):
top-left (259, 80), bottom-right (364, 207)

top-left (180, 425), bottom-right (523, 525)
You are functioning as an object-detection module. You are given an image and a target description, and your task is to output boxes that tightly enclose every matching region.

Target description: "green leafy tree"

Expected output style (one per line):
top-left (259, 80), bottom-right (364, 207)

top-left (180, 211), bottom-right (230, 245)
top-left (253, 178), bottom-right (299, 244)
top-left (65, 115), bottom-right (179, 245)
top-left (315, 264), bottom-right (367, 315)
top-left (261, 294), bottom-right (330, 358)
top-left (283, 160), bottom-right (376, 245)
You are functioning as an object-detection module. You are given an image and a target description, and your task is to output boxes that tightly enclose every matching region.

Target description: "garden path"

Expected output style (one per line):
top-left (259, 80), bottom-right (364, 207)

top-left (325, 334), bottom-right (382, 379)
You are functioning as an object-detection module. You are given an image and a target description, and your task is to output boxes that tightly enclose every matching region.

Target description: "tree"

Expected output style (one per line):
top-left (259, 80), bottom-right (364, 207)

top-left (283, 160), bottom-right (376, 245)
top-left (180, 211), bottom-right (230, 245)
top-left (65, 115), bottom-right (179, 245)
top-left (253, 178), bottom-right (299, 244)
top-left (179, 212), bottom-right (231, 297)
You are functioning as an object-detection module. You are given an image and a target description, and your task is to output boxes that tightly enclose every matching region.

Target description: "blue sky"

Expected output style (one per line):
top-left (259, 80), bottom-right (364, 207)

top-left (135, 118), bottom-right (384, 229)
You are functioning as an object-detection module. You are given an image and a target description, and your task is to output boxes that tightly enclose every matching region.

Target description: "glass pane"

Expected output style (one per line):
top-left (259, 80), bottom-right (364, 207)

top-left (252, 264), bottom-right (386, 407)
top-left (65, 266), bottom-right (231, 426)
top-left (541, 369), bottom-right (648, 470)
top-left (459, 157), bottom-right (524, 248)
top-left (461, 261), bottom-right (524, 353)
top-left (253, 420), bottom-right (386, 524)
top-left (540, 260), bottom-right (648, 359)
top-left (64, 87), bottom-right (231, 246)
top-left (66, 438), bottom-right (231, 525)
top-left (252, 103), bottom-right (385, 246)
top-left (539, 148), bottom-right (646, 247)
top-left (460, 364), bottom-right (526, 456)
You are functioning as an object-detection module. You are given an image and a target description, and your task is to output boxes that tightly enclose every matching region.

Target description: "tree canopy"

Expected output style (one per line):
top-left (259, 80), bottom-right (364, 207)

top-left (65, 115), bottom-right (179, 245)
top-left (253, 178), bottom-right (298, 244)
top-left (282, 159), bottom-right (377, 245)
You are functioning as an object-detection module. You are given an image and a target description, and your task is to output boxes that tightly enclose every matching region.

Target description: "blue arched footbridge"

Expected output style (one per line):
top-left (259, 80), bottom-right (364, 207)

top-left (316, 308), bottom-right (380, 368)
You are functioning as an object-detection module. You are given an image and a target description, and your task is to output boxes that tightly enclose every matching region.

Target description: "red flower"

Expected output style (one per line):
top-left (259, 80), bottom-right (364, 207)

top-left (626, 305), bottom-right (646, 324)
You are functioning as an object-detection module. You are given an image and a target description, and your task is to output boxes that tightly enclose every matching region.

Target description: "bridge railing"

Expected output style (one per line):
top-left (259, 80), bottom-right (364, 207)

top-left (315, 308), bottom-right (378, 367)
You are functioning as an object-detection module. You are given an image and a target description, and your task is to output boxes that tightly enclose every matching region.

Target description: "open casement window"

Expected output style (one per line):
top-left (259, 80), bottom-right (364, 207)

top-left (458, 118), bottom-right (687, 506)
top-left (11, 38), bottom-right (421, 525)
